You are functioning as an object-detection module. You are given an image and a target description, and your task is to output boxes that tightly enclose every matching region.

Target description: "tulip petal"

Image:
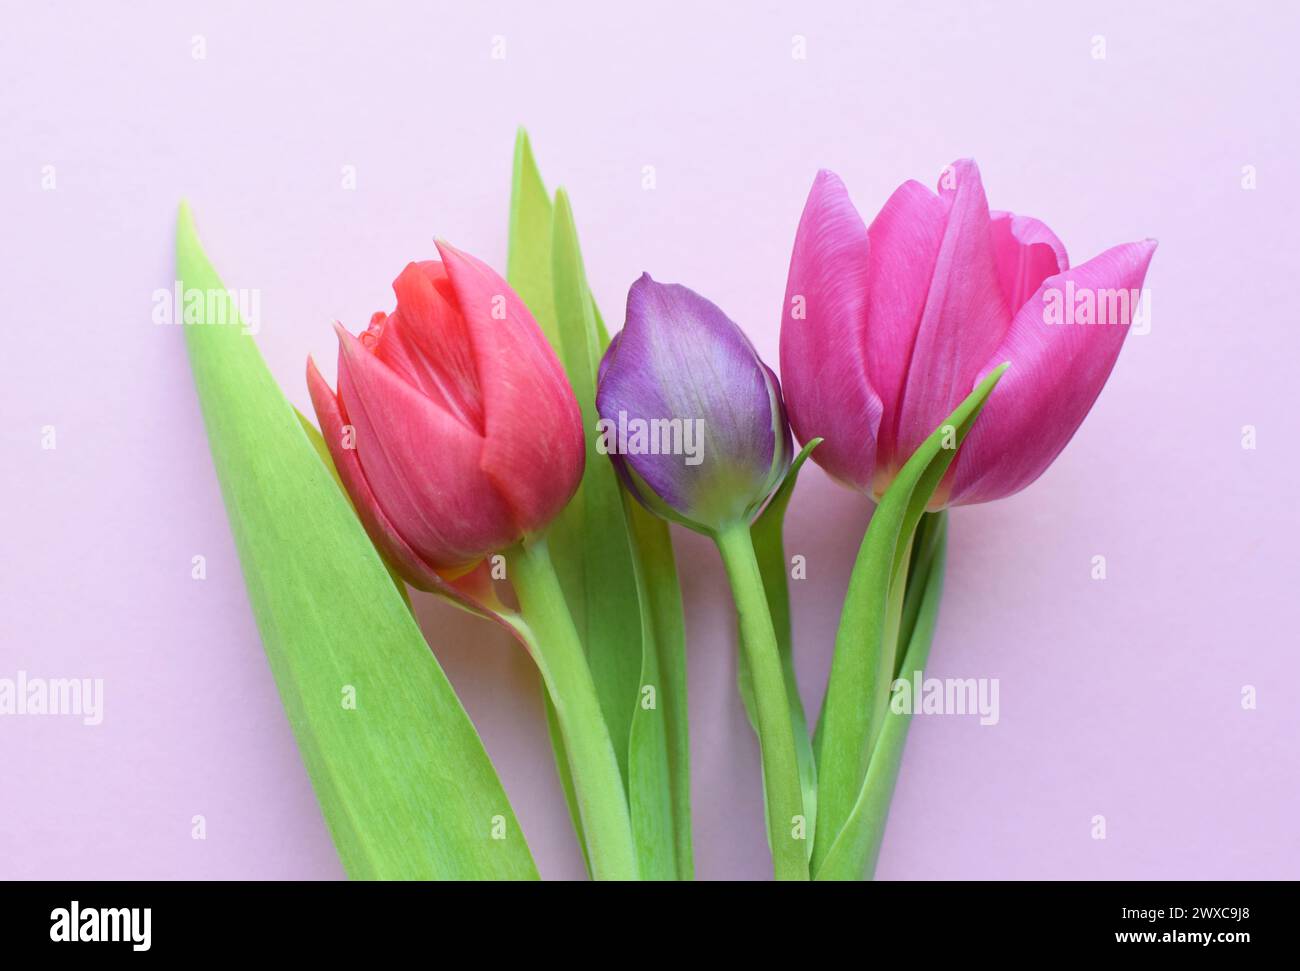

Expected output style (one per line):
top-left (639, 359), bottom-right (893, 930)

top-left (435, 240), bottom-right (585, 535)
top-left (862, 179), bottom-right (949, 467)
top-left (989, 210), bottom-right (1069, 313)
top-left (308, 355), bottom-right (446, 587)
top-left (895, 160), bottom-right (1011, 465)
top-left (333, 323), bottom-right (519, 568)
top-left (779, 170), bottom-right (884, 491)
top-left (599, 275), bottom-right (776, 527)
top-left (373, 263), bottom-right (486, 433)
top-left (947, 239), bottom-right (1157, 505)
top-left (759, 362), bottom-right (795, 508)
top-left (309, 356), bottom-right (525, 624)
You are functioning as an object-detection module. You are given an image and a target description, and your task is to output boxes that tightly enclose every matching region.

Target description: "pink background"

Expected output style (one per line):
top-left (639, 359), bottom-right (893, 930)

top-left (3, 0), bottom-right (1297, 879)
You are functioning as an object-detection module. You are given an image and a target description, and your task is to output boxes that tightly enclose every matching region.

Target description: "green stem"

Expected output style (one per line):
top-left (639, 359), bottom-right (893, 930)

top-left (715, 523), bottom-right (810, 881)
top-left (507, 536), bottom-right (640, 881)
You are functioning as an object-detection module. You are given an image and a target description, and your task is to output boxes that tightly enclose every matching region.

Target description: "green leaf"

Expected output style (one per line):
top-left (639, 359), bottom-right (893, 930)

top-left (815, 511), bottom-right (947, 881)
top-left (178, 203), bottom-right (538, 880)
top-left (811, 365), bottom-right (1007, 878)
top-left (542, 691), bottom-right (590, 873)
top-left (507, 128), bottom-right (560, 351)
top-left (624, 496), bottom-right (693, 880)
top-left (549, 189), bottom-right (644, 785)
top-left (895, 509), bottom-right (943, 676)
top-left (742, 438), bottom-right (821, 857)
top-left (507, 131), bottom-right (691, 878)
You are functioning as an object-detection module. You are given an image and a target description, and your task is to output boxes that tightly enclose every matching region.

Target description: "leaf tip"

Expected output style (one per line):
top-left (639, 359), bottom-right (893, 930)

top-left (551, 188), bottom-right (578, 238)
top-left (174, 200), bottom-right (209, 272)
top-left (512, 126), bottom-right (545, 195)
top-left (175, 198), bottom-right (196, 240)
top-left (975, 361), bottom-right (1010, 397)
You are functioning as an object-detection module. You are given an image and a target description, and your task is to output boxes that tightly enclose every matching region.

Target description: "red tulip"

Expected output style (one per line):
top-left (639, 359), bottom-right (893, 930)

top-left (307, 241), bottom-right (584, 598)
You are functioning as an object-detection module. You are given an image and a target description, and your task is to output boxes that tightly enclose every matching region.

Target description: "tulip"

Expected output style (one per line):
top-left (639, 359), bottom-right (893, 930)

top-left (308, 241), bottom-right (638, 880)
top-left (781, 160), bottom-right (1156, 506)
top-left (784, 163), bottom-right (1157, 878)
top-left (596, 275), bottom-right (808, 880)
top-left (306, 240), bottom-right (585, 597)
top-left (596, 274), bottom-right (792, 535)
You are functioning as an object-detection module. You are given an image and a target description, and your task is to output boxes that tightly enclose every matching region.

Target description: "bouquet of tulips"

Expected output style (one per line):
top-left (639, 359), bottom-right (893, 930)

top-left (179, 131), bottom-right (1154, 880)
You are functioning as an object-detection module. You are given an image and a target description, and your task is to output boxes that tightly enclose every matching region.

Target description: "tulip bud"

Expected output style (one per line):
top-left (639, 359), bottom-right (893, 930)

top-left (307, 241), bottom-right (585, 592)
top-left (595, 274), bottom-right (792, 535)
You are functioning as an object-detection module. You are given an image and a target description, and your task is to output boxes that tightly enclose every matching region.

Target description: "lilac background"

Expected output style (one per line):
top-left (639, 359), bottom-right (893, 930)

top-left (3, 0), bottom-right (1298, 880)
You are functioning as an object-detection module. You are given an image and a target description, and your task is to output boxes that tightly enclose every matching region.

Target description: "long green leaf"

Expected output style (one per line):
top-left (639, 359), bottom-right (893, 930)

top-left (508, 131), bottom-right (590, 865)
top-left (507, 128), bottom-right (560, 351)
top-left (816, 512), bottom-right (947, 881)
top-left (895, 509), bottom-right (943, 675)
top-left (742, 438), bottom-right (821, 856)
top-left (812, 365), bottom-right (1006, 877)
top-left (507, 130), bottom-right (691, 878)
top-left (624, 495), bottom-right (693, 879)
top-left (549, 190), bottom-right (644, 781)
top-left (540, 692), bottom-right (590, 874)
top-left (178, 203), bottom-right (538, 880)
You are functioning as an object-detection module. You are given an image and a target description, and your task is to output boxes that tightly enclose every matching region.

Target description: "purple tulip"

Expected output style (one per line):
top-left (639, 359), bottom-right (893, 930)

top-left (595, 274), bottom-right (792, 534)
top-left (600, 274), bottom-right (809, 879)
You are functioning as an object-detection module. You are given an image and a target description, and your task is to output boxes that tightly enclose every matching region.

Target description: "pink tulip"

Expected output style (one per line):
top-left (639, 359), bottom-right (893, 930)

top-left (307, 241), bottom-right (585, 599)
top-left (780, 160), bottom-right (1156, 506)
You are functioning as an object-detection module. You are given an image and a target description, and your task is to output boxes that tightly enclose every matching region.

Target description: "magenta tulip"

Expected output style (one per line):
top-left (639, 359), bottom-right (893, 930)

top-left (307, 241), bottom-right (585, 596)
top-left (780, 160), bottom-right (1156, 506)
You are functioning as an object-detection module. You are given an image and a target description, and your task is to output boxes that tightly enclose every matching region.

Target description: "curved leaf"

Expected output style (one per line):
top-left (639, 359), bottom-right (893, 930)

top-left (179, 204), bottom-right (537, 880)
top-left (816, 512), bottom-right (947, 880)
top-left (812, 365), bottom-right (1006, 877)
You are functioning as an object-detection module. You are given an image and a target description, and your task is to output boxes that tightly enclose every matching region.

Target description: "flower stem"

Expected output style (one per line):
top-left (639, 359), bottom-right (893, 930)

top-left (507, 535), bottom-right (640, 881)
top-left (715, 523), bottom-right (810, 881)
